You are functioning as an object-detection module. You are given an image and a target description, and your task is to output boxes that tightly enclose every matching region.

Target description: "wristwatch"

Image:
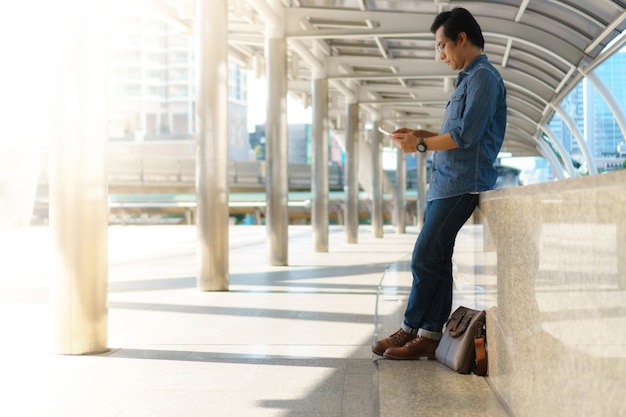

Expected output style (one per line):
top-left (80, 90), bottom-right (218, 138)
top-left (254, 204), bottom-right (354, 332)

top-left (416, 137), bottom-right (427, 153)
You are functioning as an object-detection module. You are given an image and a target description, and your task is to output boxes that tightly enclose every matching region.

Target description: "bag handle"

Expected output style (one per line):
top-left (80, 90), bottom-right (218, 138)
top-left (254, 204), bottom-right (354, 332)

top-left (473, 319), bottom-right (488, 376)
top-left (474, 335), bottom-right (488, 376)
top-left (449, 310), bottom-right (474, 337)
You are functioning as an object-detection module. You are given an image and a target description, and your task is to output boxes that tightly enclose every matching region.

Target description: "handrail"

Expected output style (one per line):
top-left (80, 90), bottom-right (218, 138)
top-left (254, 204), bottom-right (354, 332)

top-left (105, 157), bottom-right (345, 191)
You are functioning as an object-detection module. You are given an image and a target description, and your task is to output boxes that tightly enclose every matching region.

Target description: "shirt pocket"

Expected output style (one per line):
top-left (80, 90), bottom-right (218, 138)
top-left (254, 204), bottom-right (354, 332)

top-left (444, 90), bottom-right (466, 121)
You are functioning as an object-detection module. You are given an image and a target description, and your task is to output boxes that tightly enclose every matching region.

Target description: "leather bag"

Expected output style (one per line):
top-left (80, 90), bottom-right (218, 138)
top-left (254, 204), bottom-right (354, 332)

top-left (435, 306), bottom-right (488, 375)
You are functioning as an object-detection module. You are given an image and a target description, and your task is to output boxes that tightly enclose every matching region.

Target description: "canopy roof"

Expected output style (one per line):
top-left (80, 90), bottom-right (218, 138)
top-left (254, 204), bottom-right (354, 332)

top-left (153, 0), bottom-right (626, 157)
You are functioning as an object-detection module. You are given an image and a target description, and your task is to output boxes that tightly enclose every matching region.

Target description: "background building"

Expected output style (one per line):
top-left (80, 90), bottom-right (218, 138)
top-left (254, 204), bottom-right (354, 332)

top-left (548, 49), bottom-right (626, 174)
top-left (108, 3), bottom-right (251, 161)
top-left (109, 5), bottom-right (195, 141)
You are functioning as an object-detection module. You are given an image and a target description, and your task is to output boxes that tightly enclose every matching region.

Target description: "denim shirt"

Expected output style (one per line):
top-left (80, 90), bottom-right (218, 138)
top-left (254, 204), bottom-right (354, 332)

top-left (427, 54), bottom-right (507, 201)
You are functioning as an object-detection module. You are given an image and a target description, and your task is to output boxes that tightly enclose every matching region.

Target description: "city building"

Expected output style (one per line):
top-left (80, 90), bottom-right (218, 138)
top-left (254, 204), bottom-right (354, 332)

top-left (548, 49), bottom-right (626, 173)
top-left (108, 2), bottom-right (251, 161)
top-left (108, 4), bottom-right (195, 141)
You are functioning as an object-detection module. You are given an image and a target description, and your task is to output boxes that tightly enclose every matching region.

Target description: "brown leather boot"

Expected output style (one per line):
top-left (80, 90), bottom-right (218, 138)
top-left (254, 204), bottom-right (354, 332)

top-left (372, 329), bottom-right (417, 355)
top-left (382, 336), bottom-right (439, 360)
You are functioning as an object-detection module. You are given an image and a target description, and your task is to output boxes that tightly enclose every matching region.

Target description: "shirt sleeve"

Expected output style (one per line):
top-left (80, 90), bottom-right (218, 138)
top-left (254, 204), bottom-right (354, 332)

top-left (447, 68), bottom-right (503, 149)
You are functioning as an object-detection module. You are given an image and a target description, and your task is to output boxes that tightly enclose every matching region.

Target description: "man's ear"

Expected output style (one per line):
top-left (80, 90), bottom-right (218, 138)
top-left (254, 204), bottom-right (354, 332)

top-left (457, 32), bottom-right (468, 47)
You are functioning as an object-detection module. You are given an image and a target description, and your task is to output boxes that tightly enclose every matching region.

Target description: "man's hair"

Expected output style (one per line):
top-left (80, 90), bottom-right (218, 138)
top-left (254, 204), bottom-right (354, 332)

top-left (430, 7), bottom-right (485, 50)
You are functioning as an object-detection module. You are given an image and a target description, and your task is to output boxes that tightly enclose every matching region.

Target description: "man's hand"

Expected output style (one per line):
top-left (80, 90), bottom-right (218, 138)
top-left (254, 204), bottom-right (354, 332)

top-left (389, 128), bottom-right (456, 153)
top-left (390, 128), bottom-right (421, 153)
top-left (391, 130), bottom-right (416, 153)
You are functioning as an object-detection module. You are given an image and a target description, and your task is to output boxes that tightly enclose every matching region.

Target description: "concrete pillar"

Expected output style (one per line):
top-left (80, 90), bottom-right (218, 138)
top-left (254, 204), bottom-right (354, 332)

top-left (246, 0), bottom-right (289, 264)
top-left (344, 102), bottom-right (359, 243)
top-left (195, 0), bottom-right (229, 291)
top-left (245, 1), bottom-right (288, 264)
top-left (371, 120), bottom-right (383, 238)
top-left (311, 77), bottom-right (329, 252)
top-left (395, 148), bottom-right (406, 233)
top-left (50, 0), bottom-right (108, 354)
top-left (265, 37), bottom-right (289, 265)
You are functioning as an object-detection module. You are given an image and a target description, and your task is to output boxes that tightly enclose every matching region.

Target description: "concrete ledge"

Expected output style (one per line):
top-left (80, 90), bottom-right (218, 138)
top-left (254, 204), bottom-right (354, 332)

top-left (479, 170), bottom-right (626, 417)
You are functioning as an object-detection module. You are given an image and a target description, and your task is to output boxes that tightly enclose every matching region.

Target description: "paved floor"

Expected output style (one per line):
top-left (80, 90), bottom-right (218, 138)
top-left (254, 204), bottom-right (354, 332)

top-left (0, 224), bottom-right (506, 416)
top-left (373, 241), bottom-right (508, 417)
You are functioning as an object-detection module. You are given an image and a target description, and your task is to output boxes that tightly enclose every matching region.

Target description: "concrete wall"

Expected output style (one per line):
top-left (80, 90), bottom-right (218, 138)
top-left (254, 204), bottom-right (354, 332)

top-left (479, 169), bottom-right (626, 417)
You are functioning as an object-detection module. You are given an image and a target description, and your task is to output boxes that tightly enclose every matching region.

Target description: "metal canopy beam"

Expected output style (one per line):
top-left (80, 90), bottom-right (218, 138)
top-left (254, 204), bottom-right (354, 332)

top-left (136, 0), bottom-right (626, 167)
top-left (285, 9), bottom-right (582, 65)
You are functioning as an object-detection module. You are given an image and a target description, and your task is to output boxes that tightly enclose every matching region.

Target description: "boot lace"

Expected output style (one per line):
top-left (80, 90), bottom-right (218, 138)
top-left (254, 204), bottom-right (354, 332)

top-left (404, 336), bottom-right (422, 347)
top-left (390, 329), bottom-right (411, 344)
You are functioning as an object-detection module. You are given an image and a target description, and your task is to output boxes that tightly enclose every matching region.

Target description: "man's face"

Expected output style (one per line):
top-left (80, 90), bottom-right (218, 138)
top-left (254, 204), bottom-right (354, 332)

top-left (435, 26), bottom-right (461, 71)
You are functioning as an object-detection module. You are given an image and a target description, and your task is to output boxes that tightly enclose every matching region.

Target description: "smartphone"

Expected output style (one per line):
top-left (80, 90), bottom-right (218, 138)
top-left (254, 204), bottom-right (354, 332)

top-left (378, 126), bottom-right (393, 136)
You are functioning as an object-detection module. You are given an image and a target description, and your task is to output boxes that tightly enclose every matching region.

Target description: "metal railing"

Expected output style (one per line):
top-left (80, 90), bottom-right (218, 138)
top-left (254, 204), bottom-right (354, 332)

top-left (105, 157), bottom-right (345, 192)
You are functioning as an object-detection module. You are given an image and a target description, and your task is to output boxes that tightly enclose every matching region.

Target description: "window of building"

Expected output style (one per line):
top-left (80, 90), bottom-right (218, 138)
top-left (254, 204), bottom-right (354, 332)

top-left (548, 48), bottom-right (626, 173)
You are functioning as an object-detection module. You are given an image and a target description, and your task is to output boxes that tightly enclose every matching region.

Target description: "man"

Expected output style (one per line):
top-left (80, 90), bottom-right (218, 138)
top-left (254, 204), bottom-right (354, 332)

top-left (372, 7), bottom-right (507, 360)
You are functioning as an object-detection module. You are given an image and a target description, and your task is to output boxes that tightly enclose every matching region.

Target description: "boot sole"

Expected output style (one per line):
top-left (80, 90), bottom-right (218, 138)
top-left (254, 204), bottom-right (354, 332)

top-left (382, 352), bottom-right (436, 360)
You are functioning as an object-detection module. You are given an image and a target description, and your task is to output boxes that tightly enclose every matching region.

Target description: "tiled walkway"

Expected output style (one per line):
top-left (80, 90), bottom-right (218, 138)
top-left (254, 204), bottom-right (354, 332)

top-left (0, 224), bottom-right (506, 416)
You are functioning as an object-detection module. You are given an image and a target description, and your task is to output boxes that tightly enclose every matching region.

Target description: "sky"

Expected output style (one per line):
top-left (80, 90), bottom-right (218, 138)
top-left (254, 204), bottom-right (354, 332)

top-left (1, 3), bottom-right (60, 148)
top-left (247, 75), bottom-right (312, 132)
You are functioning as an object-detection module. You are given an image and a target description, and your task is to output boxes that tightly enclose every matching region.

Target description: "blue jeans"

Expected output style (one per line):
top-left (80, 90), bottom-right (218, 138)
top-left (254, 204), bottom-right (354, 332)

top-left (402, 193), bottom-right (479, 338)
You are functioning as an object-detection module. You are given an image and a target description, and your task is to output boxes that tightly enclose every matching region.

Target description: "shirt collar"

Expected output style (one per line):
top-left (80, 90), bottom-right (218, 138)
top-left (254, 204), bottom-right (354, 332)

top-left (457, 54), bottom-right (487, 83)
